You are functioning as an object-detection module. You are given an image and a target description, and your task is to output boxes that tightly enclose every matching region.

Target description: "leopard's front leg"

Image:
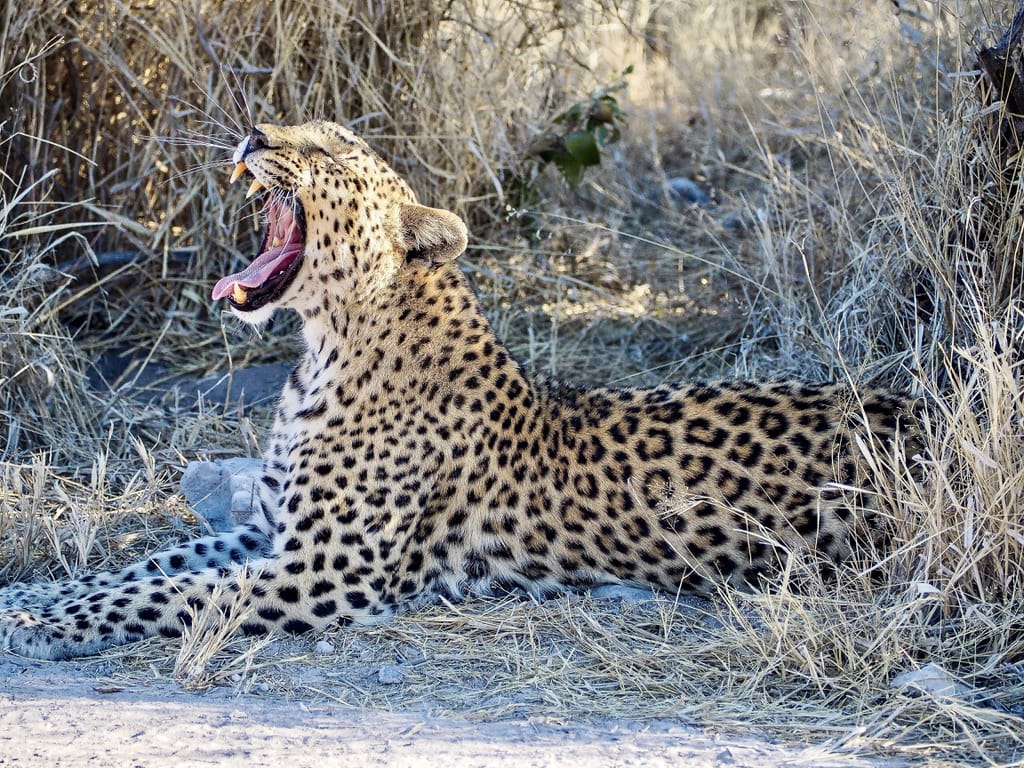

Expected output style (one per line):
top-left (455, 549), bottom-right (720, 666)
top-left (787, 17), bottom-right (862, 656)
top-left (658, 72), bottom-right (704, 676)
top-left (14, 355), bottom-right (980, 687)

top-left (1, 421), bottom-right (431, 659)
top-left (0, 530), bottom-right (399, 660)
top-left (0, 523), bottom-right (271, 613)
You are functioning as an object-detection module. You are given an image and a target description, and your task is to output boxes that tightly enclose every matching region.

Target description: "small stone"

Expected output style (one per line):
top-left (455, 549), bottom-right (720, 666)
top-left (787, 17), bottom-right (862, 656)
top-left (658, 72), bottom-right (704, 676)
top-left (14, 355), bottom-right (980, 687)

top-left (665, 176), bottom-right (710, 206)
top-left (589, 584), bottom-right (657, 602)
top-left (179, 458), bottom-right (263, 531)
top-left (377, 664), bottom-right (406, 685)
top-left (891, 663), bottom-right (969, 698)
top-left (314, 639), bottom-right (335, 655)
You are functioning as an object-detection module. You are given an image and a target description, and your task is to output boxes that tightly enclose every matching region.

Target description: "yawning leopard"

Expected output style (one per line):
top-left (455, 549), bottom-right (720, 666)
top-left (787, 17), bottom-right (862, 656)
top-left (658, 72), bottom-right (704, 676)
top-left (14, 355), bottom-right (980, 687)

top-left (0, 121), bottom-right (914, 659)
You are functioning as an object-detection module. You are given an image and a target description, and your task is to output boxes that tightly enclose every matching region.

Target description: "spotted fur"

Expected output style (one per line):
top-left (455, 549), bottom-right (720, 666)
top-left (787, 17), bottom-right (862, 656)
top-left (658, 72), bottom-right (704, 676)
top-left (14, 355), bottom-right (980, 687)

top-left (0, 122), bottom-right (915, 659)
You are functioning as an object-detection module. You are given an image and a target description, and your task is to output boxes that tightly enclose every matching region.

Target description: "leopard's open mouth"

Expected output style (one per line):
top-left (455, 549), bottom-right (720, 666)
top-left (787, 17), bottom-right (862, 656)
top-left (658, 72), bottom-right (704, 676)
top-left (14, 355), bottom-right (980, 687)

top-left (212, 164), bottom-right (306, 312)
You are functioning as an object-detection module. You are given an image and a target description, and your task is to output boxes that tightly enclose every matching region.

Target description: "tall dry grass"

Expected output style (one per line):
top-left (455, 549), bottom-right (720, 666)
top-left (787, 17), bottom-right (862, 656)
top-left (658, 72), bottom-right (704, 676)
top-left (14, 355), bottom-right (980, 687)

top-left (1, 0), bottom-right (1023, 764)
top-left (2, 0), bottom-right (637, 458)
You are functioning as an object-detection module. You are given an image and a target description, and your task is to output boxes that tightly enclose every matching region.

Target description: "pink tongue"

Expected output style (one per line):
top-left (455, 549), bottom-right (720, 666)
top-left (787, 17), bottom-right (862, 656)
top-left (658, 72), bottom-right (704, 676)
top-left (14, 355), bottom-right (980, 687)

top-left (212, 242), bottom-right (303, 300)
top-left (212, 200), bottom-right (303, 301)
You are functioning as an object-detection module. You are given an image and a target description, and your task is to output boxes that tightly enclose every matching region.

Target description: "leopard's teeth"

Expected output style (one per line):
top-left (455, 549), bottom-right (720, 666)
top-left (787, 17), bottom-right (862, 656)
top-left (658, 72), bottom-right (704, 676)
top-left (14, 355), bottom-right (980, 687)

top-left (232, 284), bottom-right (248, 304)
top-left (229, 161), bottom-right (247, 184)
top-left (272, 237), bottom-right (283, 248)
top-left (246, 179), bottom-right (264, 198)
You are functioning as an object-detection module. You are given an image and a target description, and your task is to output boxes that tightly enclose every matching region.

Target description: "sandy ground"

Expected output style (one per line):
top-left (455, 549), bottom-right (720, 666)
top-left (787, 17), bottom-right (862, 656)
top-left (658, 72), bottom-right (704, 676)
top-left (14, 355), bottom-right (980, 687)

top-left (0, 655), bottom-right (913, 768)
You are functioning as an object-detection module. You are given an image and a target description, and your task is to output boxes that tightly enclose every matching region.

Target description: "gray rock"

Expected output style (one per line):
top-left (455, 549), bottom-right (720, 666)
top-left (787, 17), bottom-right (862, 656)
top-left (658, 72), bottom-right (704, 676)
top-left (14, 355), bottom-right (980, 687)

top-left (891, 663), bottom-right (970, 699)
top-left (314, 639), bottom-right (336, 655)
top-left (180, 458), bottom-right (264, 532)
top-left (377, 664), bottom-right (406, 685)
top-left (664, 176), bottom-right (711, 207)
top-left (589, 584), bottom-right (658, 602)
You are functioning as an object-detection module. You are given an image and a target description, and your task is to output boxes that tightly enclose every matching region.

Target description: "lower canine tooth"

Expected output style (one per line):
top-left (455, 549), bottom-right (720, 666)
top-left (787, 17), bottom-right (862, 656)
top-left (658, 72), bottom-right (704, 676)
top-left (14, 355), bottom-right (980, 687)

top-left (272, 237), bottom-right (283, 248)
top-left (232, 284), bottom-right (248, 304)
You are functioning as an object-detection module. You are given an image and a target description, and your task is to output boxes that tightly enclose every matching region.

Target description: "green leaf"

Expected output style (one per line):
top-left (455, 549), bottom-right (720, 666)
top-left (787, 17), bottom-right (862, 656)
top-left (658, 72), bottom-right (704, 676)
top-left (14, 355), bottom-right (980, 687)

top-left (562, 131), bottom-right (600, 167)
top-left (558, 157), bottom-right (584, 188)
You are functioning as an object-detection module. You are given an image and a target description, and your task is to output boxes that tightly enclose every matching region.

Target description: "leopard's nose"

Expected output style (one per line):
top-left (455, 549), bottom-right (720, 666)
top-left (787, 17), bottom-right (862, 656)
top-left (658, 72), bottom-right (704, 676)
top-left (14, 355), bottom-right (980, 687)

top-left (233, 127), bottom-right (271, 165)
top-left (246, 127), bottom-right (271, 154)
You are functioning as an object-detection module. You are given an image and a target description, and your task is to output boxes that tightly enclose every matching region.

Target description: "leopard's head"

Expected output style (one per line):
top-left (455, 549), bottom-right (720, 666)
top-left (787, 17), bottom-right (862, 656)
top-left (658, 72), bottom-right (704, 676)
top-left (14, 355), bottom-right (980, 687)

top-left (214, 121), bottom-right (468, 325)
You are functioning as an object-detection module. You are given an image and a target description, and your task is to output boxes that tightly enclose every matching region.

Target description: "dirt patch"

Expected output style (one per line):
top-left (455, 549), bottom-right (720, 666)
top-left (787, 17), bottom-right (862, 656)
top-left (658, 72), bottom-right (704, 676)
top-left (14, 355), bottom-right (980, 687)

top-left (0, 655), bottom-right (910, 768)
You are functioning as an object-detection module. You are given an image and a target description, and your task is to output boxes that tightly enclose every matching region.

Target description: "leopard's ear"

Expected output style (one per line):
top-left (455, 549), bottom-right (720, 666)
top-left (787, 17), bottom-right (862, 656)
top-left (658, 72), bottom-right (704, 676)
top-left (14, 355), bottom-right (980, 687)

top-left (398, 203), bottom-right (468, 267)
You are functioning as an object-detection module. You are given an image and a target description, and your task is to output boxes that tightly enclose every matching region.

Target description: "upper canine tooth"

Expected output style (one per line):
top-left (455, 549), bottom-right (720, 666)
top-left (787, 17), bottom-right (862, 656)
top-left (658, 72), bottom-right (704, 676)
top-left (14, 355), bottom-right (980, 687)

top-left (229, 161), bottom-right (247, 184)
top-left (246, 179), bottom-right (264, 198)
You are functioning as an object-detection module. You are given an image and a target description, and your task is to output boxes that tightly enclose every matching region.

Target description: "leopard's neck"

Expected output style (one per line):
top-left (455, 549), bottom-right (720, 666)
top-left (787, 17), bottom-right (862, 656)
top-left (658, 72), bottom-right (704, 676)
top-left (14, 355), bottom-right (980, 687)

top-left (292, 263), bottom-right (534, 412)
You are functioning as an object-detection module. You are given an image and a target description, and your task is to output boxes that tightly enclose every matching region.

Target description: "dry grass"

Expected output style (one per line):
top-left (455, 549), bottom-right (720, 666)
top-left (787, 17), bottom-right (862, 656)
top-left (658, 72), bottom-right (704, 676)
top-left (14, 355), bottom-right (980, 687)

top-left (2, 0), bottom-right (1024, 764)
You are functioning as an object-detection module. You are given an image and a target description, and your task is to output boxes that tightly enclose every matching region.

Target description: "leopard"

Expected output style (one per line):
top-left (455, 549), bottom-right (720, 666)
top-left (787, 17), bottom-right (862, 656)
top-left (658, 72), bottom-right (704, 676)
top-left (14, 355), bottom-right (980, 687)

top-left (0, 121), bottom-right (916, 660)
